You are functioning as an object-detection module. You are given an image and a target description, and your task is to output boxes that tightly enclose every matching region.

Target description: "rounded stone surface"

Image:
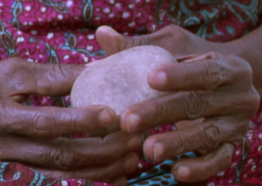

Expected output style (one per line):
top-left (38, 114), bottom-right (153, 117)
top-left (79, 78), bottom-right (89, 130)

top-left (71, 45), bottom-right (176, 134)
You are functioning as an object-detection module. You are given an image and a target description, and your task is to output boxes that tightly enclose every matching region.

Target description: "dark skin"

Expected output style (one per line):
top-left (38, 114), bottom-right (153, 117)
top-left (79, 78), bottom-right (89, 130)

top-left (1, 24), bottom-right (261, 184)
top-left (0, 57), bottom-right (142, 184)
top-left (96, 25), bottom-right (261, 182)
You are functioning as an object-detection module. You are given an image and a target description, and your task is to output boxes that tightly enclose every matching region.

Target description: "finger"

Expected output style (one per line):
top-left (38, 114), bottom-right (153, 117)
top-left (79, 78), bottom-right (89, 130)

top-left (96, 26), bottom-right (149, 56)
top-left (113, 177), bottom-right (128, 185)
top-left (0, 132), bottom-right (142, 170)
top-left (142, 117), bottom-right (246, 161)
top-left (175, 118), bottom-right (205, 130)
top-left (1, 98), bottom-right (117, 138)
top-left (147, 52), bottom-right (252, 91)
top-left (1, 57), bottom-right (85, 97)
top-left (12, 95), bottom-right (30, 103)
top-left (35, 153), bottom-right (139, 183)
top-left (171, 143), bottom-right (234, 182)
top-left (120, 90), bottom-right (255, 132)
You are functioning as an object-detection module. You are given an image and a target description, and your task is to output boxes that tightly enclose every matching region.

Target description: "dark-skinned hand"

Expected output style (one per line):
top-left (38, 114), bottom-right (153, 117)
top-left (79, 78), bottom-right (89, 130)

top-left (0, 57), bottom-right (142, 184)
top-left (96, 25), bottom-right (260, 182)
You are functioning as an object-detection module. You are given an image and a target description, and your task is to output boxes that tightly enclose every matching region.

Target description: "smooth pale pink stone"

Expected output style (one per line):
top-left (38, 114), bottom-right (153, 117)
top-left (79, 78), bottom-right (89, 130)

top-left (71, 46), bottom-right (176, 134)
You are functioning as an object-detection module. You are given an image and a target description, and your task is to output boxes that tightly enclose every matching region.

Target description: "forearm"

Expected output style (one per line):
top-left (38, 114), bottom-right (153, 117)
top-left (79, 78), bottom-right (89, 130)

top-left (218, 25), bottom-right (262, 96)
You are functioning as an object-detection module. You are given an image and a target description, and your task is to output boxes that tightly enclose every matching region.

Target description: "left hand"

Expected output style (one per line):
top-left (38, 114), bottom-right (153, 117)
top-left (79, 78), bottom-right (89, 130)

top-left (96, 25), bottom-right (260, 182)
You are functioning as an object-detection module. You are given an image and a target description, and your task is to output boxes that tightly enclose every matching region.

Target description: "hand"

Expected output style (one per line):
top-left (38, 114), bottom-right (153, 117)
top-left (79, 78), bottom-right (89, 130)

top-left (0, 58), bottom-right (142, 184)
top-left (95, 26), bottom-right (259, 182)
top-left (96, 24), bottom-right (221, 58)
top-left (121, 52), bottom-right (259, 182)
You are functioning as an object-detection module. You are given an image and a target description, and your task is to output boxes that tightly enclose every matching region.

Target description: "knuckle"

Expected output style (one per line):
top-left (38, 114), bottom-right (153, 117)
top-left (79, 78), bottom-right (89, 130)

top-left (3, 57), bottom-right (22, 68)
top-left (44, 65), bottom-right (57, 95)
top-left (221, 144), bottom-right (233, 167)
top-left (235, 121), bottom-right (249, 137)
top-left (207, 51), bottom-right (220, 58)
top-left (175, 133), bottom-right (189, 153)
top-left (161, 25), bottom-right (191, 45)
top-left (67, 171), bottom-right (78, 178)
top-left (92, 171), bottom-right (103, 182)
top-left (203, 56), bottom-right (227, 89)
top-left (224, 152), bottom-right (232, 168)
top-left (65, 112), bottom-right (78, 132)
top-left (31, 114), bottom-right (53, 138)
top-left (180, 92), bottom-right (204, 119)
top-left (46, 142), bottom-right (77, 170)
top-left (248, 87), bottom-right (260, 114)
top-left (205, 161), bottom-right (216, 176)
top-left (164, 24), bottom-right (177, 31)
top-left (154, 102), bottom-right (169, 124)
top-left (228, 54), bottom-right (252, 84)
top-left (198, 124), bottom-right (221, 149)
top-left (132, 35), bottom-right (149, 46)
top-left (237, 87), bottom-right (260, 118)
top-left (164, 25), bottom-right (183, 36)
top-left (0, 99), bottom-right (11, 132)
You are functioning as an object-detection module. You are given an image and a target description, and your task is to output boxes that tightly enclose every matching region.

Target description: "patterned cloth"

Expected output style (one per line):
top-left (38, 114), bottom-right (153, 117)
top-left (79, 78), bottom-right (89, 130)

top-left (0, 0), bottom-right (261, 186)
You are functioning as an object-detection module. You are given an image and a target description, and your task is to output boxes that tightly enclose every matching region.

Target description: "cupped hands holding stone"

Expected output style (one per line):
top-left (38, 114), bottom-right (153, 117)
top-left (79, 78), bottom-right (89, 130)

top-left (95, 25), bottom-right (260, 182)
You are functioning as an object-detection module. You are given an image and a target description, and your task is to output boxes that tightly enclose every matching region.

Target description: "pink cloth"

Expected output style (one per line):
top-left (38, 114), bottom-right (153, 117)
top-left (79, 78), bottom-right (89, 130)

top-left (0, 0), bottom-right (261, 185)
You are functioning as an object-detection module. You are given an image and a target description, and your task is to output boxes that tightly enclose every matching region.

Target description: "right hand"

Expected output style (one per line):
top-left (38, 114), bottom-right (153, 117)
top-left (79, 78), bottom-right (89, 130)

top-left (0, 58), bottom-right (142, 184)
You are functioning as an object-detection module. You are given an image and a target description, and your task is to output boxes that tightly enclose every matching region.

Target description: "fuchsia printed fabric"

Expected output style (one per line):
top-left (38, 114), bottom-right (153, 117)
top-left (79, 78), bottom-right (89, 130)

top-left (0, 0), bottom-right (261, 185)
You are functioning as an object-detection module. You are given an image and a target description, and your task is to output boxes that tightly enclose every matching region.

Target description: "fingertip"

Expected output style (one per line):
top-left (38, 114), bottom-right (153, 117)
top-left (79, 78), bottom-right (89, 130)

top-left (125, 153), bottom-right (139, 172)
top-left (120, 112), bottom-right (140, 133)
top-left (148, 69), bottom-right (166, 90)
top-left (96, 26), bottom-right (119, 36)
top-left (96, 26), bottom-right (123, 55)
top-left (113, 177), bottom-right (127, 185)
top-left (99, 108), bottom-right (117, 126)
top-left (173, 165), bottom-right (190, 180)
top-left (142, 137), bottom-right (156, 161)
top-left (127, 134), bottom-right (143, 150)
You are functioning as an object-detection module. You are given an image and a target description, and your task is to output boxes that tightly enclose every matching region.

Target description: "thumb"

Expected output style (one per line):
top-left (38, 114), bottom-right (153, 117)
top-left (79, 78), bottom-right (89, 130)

top-left (96, 26), bottom-right (149, 56)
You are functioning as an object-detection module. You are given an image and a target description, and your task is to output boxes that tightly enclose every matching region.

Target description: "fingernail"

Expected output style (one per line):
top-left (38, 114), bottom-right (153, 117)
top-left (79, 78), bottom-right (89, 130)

top-left (175, 166), bottom-right (190, 179)
top-left (148, 70), bottom-right (166, 88)
top-left (125, 154), bottom-right (139, 172)
top-left (153, 143), bottom-right (164, 162)
top-left (124, 113), bottom-right (140, 133)
top-left (99, 109), bottom-right (115, 126)
top-left (100, 26), bottom-right (119, 35)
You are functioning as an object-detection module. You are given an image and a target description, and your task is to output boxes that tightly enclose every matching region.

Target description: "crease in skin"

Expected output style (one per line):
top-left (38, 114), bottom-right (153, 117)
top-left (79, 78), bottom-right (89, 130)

top-left (71, 45), bottom-right (177, 136)
top-left (177, 54), bottom-right (209, 63)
